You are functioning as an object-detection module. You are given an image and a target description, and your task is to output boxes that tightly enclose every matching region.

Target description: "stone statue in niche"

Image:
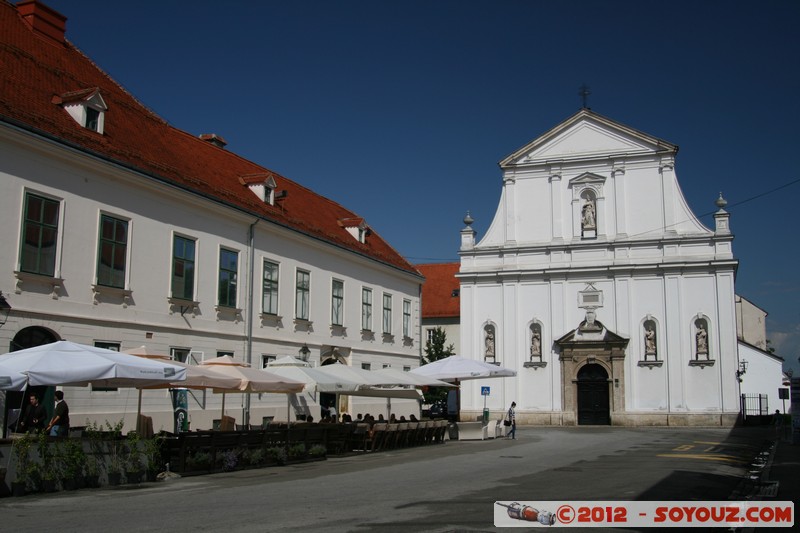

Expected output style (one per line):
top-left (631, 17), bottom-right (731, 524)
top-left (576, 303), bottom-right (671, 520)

top-left (530, 328), bottom-right (541, 359)
top-left (484, 327), bottom-right (495, 361)
top-left (581, 198), bottom-right (596, 229)
top-left (696, 322), bottom-right (708, 358)
top-left (644, 324), bottom-right (657, 356)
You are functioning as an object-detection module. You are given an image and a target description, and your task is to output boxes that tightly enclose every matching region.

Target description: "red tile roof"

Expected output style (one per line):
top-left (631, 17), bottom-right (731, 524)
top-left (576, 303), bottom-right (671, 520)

top-left (416, 263), bottom-right (460, 318)
top-left (0, 1), bottom-right (419, 277)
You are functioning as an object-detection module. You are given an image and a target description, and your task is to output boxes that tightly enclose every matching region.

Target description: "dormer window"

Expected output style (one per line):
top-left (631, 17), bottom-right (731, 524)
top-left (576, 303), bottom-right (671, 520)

top-left (239, 173), bottom-right (278, 205)
top-left (52, 88), bottom-right (107, 134)
top-left (338, 218), bottom-right (370, 244)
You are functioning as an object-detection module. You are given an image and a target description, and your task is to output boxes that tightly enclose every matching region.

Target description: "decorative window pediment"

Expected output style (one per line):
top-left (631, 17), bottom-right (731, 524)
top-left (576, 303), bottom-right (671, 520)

top-left (568, 172), bottom-right (606, 188)
top-left (53, 87), bottom-right (107, 133)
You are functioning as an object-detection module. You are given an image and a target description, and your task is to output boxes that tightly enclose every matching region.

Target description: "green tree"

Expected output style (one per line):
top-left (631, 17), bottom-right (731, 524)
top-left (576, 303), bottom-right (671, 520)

top-left (422, 327), bottom-right (454, 404)
top-left (423, 326), bottom-right (454, 364)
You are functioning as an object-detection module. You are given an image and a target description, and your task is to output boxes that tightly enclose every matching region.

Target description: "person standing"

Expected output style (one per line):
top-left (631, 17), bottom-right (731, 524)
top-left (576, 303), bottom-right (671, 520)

top-left (46, 390), bottom-right (69, 437)
top-left (18, 393), bottom-right (47, 433)
top-left (506, 401), bottom-right (516, 440)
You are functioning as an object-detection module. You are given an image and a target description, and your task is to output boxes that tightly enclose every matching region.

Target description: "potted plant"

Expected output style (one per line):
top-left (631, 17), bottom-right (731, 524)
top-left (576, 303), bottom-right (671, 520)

top-left (37, 431), bottom-right (59, 492)
top-left (83, 420), bottom-right (105, 488)
top-left (185, 451), bottom-right (212, 472)
top-left (141, 434), bottom-right (165, 481)
top-left (102, 419), bottom-right (125, 485)
top-left (10, 432), bottom-right (35, 496)
top-left (308, 444), bottom-right (327, 460)
top-left (220, 449), bottom-right (239, 472)
top-left (265, 446), bottom-right (287, 466)
top-left (287, 443), bottom-right (307, 461)
top-left (58, 438), bottom-right (86, 490)
top-left (124, 431), bottom-right (144, 483)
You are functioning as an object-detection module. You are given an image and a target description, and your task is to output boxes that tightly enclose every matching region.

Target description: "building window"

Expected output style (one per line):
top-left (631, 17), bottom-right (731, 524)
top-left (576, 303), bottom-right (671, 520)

top-left (171, 347), bottom-right (190, 363)
top-left (382, 293), bottom-right (392, 335)
top-left (85, 107), bottom-right (100, 132)
top-left (262, 260), bottom-right (279, 315)
top-left (96, 214), bottom-right (128, 288)
top-left (361, 287), bottom-right (372, 331)
top-left (403, 299), bottom-right (411, 338)
top-left (218, 249), bottom-right (238, 308)
top-left (361, 362), bottom-right (371, 370)
top-left (93, 341), bottom-right (120, 391)
top-left (295, 269), bottom-right (310, 320)
top-left (172, 236), bottom-right (196, 301)
top-left (331, 279), bottom-right (344, 326)
top-left (426, 328), bottom-right (435, 345)
top-left (262, 354), bottom-right (276, 369)
top-left (20, 192), bottom-right (60, 276)
top-left (217, 350), bottom-right (233, 358)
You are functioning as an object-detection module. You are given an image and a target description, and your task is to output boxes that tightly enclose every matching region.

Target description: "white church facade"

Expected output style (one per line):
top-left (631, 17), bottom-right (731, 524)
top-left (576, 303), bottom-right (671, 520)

top-left (457, 109), bottom-right (742, 426)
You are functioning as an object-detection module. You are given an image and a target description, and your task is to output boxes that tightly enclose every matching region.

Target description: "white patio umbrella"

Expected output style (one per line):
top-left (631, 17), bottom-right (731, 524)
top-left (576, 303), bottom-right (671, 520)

top-left (266, 355), bottom-right (311, 367)
top-left (0, 340), bottom-right (187, 388)
top-left (124, 346), bottom-right (241, 390)
top-left (314, 363), bottom-right (408, 387)
top-left (0, 368), bottom-right (27, 391)
top-left (410, 355), bottom-right (516, 382)
top-left (265, 365), bottom-right (362, 393)
top-left (371, 367), bottom-right (456, 388)
top-left (199, 356), bottom-right (305, 423)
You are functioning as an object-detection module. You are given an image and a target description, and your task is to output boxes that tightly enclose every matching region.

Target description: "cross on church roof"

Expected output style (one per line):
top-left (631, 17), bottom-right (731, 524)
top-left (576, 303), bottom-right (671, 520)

top-left (578, 83), bottom-right (591, 109)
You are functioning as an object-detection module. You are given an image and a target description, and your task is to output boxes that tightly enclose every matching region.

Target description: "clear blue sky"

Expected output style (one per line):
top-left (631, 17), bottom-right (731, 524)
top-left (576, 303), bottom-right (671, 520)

top-left (45, 0), bottom-right (800, 374)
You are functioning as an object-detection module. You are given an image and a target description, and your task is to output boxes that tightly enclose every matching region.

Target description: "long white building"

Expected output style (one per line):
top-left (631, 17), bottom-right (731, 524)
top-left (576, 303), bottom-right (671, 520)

top-left (0, 1), bottom-right (422, 433)
top-left (458, 109), bottom-right (743, 426)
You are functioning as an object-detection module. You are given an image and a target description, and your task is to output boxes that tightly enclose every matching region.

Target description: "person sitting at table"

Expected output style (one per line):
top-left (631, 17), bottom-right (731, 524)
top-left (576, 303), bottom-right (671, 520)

top-left (409, 414), bottom-right (418, 422)
top-left (389, 414), bottom-right (397, 424)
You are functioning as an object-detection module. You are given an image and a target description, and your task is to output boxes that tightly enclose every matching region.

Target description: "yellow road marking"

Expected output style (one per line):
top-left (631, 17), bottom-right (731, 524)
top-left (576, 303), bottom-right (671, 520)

top-left (657, 453), bottom-right (748, 464)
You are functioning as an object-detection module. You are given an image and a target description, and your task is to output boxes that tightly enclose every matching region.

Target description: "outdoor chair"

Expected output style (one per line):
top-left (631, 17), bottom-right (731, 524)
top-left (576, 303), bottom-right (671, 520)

top-left (369, 423), bottom-right (387, 452)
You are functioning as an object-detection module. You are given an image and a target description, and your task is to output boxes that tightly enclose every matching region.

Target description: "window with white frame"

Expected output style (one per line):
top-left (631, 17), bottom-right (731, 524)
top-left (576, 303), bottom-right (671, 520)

top-left (262, 260), bottom-right (279, 315)
top-left (218, 248), bottom-right (238, 308)
top-left (331, 279), bottom-right (344, 326)
top-left (20, 192), bottom-right (60, 277)
top-left (171, 235), bottom-right (196, 301)
top-left (96, 214), bottom-right (128, 289)
top-left (361, 287), bottom-right (372, 331)
top-left (295, 269), bottom-right (310, 320)
top-left (382, 293), bottom-right (392, 334)
top-left (403, 299), bottom-right (411, 337)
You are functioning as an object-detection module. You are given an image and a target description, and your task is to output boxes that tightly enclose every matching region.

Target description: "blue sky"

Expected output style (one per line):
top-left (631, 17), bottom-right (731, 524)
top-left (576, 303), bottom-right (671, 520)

top-left (45, 1), bottom-right (799, 374)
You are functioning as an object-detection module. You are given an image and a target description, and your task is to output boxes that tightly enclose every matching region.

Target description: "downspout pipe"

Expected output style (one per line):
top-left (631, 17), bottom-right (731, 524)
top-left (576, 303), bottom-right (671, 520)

top-left (244, 218), bottom-right (260, 427)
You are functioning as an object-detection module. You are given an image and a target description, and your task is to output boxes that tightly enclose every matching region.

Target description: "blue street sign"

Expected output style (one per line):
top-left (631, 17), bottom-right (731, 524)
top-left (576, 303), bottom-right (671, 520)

top-left (481, 386), bottom-right (490, 396)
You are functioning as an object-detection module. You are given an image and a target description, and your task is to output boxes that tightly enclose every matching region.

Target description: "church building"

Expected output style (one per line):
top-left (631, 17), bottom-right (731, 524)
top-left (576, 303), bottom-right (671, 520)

top-left (457, 109), bottom-right (741, 426)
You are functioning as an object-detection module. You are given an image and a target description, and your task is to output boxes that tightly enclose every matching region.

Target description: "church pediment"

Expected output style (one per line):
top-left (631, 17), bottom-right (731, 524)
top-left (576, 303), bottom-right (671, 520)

top-left (569, 172), bottom-right (606, 187)
top-left (499, 109), bottom-right (677, 168)
top-left (555, 320), bottom-right (629, 349)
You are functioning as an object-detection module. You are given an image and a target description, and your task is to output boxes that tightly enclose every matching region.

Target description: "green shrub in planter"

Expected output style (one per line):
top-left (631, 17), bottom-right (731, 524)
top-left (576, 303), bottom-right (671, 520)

top-left (308, 445), bottom-right (327, 458)
top-left (266, 447), bottom-right (287, 465)
top-left (287, 443), bottom-right (306, 459)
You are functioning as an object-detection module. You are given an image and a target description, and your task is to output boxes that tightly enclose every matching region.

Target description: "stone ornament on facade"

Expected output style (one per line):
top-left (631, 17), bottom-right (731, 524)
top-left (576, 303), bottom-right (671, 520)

top-left (581, 197), bottom-right (596, 230)
top-left (638, 319), bottom-right (663, 368)
top-left (524, 323), bottom-right (547, 369)
top-left (484, 325), bottom-right (496, 362)
top-left (689, 318), bottom-right (715, 367)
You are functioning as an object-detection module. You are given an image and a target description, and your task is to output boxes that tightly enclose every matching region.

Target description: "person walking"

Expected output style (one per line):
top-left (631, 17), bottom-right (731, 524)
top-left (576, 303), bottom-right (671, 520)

top-left (506, 401), bottom-right (516, 440)
top-left (46, 390), bottom-right (69, 437)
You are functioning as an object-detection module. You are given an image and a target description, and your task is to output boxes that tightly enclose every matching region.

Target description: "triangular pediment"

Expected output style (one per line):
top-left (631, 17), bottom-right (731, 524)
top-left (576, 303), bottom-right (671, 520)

top-left (500, 109), bottom-right (677, 168)
top-left (569, 172), bottom-right (606, 187)
top-left (555, 320), bottom-right (629, 347)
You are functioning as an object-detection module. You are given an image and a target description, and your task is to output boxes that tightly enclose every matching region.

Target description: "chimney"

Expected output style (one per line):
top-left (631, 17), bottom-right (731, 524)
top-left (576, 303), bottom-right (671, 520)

top-left (17, 1), bottom-right (67, 44)
top-left (199, 133), bottom-right (227, 149)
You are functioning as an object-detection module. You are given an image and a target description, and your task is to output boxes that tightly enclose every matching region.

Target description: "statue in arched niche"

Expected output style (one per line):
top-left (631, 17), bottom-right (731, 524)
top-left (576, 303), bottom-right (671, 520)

top-left (644, 323), bottom-right (657, 357)
top-left (530, 326), bottom-right (542, 360)
top-left (484, 326), bottom-right (495, 362)
top-left (581, 196), bottom-right (596, 230)
top-left (695, 321), bottom-right (709, 358)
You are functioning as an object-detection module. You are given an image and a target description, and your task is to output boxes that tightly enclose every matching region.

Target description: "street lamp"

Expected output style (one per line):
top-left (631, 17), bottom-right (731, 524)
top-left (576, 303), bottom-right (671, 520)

top-left (736, 359), bottom-right (748, 382)
top-left (0, 291), bottom-right (11, 327)
top-left (298, 344), bottom-right (310, 362)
